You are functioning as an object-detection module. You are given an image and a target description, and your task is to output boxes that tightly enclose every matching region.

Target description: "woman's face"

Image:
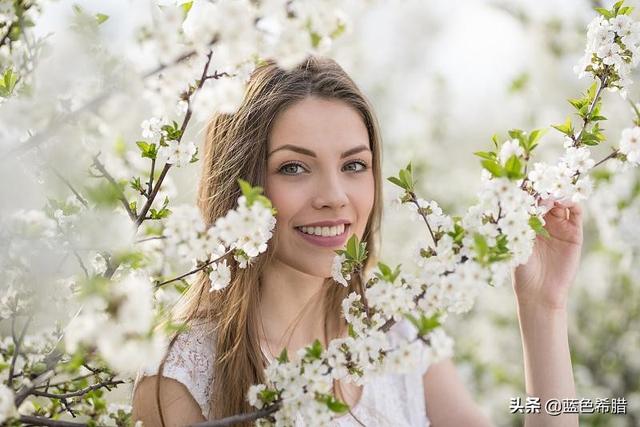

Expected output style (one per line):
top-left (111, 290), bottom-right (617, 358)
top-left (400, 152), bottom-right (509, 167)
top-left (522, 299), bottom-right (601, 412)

top-left (265, 96), bottom-right (375, 278)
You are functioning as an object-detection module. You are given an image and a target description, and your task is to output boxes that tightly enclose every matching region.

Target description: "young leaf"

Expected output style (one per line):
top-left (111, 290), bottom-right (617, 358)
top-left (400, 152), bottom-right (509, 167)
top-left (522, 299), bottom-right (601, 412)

top-left (529, 215), bottom-right (550, 238)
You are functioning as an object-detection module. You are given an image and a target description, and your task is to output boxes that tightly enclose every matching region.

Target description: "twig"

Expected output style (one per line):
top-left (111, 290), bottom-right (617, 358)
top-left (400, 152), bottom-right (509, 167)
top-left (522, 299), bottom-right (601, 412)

top-left (135, 49), bottom-right (214, 228)
top-left (31, 379), bottom-right (124, 399)
top-left (408, 191), bottom-right (438, 249)
top-left (574, 75), bottom-right (608, 145)
top-left (19, 415), bottom-right (87, 427)
top-left (91, 154), bottom-right (136, 222)
top-left (155, 248), bottom-right (233, 288)
top-left (72, 250), bottom-right (89, 278)
top-left (48, 165), bottom-right (89, 208)
top-left (190, 402), bottom-right (281, 427)
top-left (592, 149), bottom-right (619, 169)
top-left (8, 314), bottom-right (33, 388)
top-left (0, 21), bottom-right (15, 48)
top-left (135, 235), bottom-right (166, 244)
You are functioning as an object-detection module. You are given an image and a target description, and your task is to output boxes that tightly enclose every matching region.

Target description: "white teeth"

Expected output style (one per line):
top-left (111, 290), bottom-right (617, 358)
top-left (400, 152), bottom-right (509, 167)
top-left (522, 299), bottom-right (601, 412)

top-left (299, 224), bottom-right (346, 237)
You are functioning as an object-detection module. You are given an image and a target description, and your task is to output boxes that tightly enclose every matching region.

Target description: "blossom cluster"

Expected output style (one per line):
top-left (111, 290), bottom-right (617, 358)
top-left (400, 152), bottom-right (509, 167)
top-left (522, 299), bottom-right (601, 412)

top-left (575, 2), bottom-right (640, 97)
top-left (163, 184), bottom-right (276, 291)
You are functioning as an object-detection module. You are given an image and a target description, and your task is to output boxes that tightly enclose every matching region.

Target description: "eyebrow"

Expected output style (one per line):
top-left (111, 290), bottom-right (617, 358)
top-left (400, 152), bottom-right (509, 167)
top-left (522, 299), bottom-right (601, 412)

top-left (267, 144), bottom-right (371, 159)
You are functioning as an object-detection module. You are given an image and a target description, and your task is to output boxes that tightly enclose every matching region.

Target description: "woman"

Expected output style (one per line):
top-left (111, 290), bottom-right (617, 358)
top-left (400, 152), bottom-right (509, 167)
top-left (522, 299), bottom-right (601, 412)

top-left (132, 55), bottom-right (581, 427)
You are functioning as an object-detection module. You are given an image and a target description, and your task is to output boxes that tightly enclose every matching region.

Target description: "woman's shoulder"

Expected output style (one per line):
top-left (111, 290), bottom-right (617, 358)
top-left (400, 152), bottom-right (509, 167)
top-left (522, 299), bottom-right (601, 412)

top-left (135, 320), bottom-right (216, 418)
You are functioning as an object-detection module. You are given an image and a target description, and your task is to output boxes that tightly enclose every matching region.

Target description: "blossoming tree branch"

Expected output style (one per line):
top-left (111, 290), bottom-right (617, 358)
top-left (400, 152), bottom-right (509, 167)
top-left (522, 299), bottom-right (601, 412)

top-left (1, 0), bottom-right (639, 426)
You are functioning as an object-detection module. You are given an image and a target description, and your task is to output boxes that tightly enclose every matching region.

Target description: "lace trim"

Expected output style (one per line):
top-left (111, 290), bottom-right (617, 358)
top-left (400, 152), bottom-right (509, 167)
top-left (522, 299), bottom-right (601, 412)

top-left (135, 323), bottom-right (215, 419)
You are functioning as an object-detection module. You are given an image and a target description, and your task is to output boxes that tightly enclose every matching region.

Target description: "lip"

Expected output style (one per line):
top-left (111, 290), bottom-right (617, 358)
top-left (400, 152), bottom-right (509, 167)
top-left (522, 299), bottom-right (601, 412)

top-left (295, 223), bottom-right (351, 248)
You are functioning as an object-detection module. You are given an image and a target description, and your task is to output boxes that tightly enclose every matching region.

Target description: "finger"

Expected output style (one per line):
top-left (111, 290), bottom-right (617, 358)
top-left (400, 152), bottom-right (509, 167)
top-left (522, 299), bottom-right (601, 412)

top-left (555, 200), bottom-right (583, 219)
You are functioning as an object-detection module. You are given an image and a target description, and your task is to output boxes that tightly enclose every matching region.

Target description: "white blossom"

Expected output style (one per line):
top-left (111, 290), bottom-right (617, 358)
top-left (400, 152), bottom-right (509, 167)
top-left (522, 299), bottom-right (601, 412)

top-left (157, 140), bottom-right (197, 167)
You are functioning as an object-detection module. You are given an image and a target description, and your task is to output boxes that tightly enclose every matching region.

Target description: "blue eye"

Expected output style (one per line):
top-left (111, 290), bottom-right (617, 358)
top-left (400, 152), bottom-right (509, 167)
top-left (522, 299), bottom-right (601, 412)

top-left (278, 162), bottom-right (307, 175)
top-left (343, 160), bottom-right (368, 172)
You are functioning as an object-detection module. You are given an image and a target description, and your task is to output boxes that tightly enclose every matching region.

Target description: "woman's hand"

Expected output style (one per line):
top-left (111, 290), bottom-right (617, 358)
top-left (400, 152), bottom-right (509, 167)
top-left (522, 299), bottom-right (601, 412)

top-left (512, 199), bottom-right (584, 311)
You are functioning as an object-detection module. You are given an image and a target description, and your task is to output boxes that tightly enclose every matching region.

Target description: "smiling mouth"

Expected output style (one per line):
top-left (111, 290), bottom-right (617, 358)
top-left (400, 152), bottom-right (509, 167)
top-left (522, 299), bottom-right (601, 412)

top-left (294, 223), bottom-right (350, 237)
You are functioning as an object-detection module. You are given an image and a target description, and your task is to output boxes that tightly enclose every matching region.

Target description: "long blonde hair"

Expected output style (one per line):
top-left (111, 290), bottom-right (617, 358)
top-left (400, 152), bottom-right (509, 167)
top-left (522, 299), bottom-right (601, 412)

top-left (159, 55), bottom-right (384, 425)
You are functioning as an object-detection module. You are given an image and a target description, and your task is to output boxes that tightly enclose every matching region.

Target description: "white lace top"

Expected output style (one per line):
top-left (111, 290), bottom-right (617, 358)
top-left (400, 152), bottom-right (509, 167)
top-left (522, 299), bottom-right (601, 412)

top-left (135, 320), bottom-right (431, 426)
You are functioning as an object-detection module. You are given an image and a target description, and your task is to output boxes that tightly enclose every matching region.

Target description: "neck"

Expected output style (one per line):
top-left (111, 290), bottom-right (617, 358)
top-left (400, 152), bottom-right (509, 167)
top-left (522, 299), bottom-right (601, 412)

top-left (258, 258), bottom-right (329, 360)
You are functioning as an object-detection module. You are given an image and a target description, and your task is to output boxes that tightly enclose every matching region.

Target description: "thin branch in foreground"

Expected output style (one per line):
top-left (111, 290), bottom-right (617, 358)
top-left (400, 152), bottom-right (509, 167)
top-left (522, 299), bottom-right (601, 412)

top-left (190, 402), bottom-right (281, 427)
top-left (155, 248), bottom-right (233, 289)
top-left (31, 379), bottom-right (124, 399)
top-left (48, 165), bottom-right (89, 208)
top-left (135, 49), bottom-right (214, 228)
top-left (8, 314), bottom-right (33, 388)
top-left (19, 415), bottom-right (87, 427)
top-left (408, 191), bottom-right (438, 249)
top-left (90, 154), bottom-right (136, 222)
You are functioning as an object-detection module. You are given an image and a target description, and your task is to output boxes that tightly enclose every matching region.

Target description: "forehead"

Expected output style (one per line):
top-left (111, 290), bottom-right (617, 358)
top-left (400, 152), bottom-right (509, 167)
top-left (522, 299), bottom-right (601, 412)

top-left (268, 96), bottom-right (369, 153)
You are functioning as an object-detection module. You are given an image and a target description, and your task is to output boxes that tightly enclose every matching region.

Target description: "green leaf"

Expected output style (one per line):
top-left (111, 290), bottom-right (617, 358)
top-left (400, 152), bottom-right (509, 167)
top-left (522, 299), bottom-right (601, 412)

top-left (405, 313), bottom-right (441, 336)
top-left (0, 68), bottom-right (19, 97)
top-left (325, 395), bottom-right (349, 413)
top-left (305, 339), bottom-right (323, 360)
top-left (374, 262), bottom-right (401, 283)
top-left (473, 233), bottom-right (489, 262)
top-left (595, 7), bottom-right (613, 19)
top-left (504, 155), bottom-right (524, 180)
top-left (387, 176), bottom-right (406, 189)
top-left (276, 347), bottom-right (289, 363)
top-left (551, 117), bottom-right (573, 137)
top-left (529, 215), bottom-right (550, 238)
top-left (481, 159), bottom-right (504, 177)
top-left (95, 13), bottom-right (109, 25)
top-left (473, 151), bottom-right (496, 161)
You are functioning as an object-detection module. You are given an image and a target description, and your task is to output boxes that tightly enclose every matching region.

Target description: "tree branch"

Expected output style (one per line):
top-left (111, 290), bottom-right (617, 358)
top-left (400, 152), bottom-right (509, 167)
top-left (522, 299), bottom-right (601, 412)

top-left (190, 402), bottom-right (281, 427)
top-left (135, 49), bottom-right (214, 228)
top-left (155, 248), bottom-right (233, 288)
top-left (31, 379), bottom-right (124, 399)
top-left (91, 154), bottom-right (136, 222)
top-left (19, 415), bottom-right (87, 427)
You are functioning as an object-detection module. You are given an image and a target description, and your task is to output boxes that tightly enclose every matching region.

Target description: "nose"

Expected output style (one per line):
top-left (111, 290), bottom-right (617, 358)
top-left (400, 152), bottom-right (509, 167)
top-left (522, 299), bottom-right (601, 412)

top-left (311, 171), bottom-right (349, 210)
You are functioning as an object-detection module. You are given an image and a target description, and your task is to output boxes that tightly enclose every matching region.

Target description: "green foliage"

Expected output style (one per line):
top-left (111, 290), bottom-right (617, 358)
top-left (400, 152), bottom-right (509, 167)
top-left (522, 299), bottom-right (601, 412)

top-left (528, 215), bottom-right (550, 239)
top-left (160, 121), bottom-right (183, 141)
top-left (335, 234), bottom-right (369, 273)
top-left (0, 68), bottom-right (19, 97)
top-left (374, 262), bottom-right (401, 283)
top-left (304, 339), bottom-right (323, 361)
top-left (405, 312), bottom-right (441, 336)
top-left (149, 196), bottom-right (171, 220)
top-left (508, 72), bottom-right (529, 93)
top-left (276, 347), bottom-right (289, 363)
top-left (135, 141), bottom-right (158, 160)
top-left (95, 13), bottom-right (109, 25)
top-left (85, 181), bottom-right (125, 208)
top-left (551, 116), bottom-right (574, 137)
top-left (238, 178), bottom-right (276, 213)
top-left (595, 1), bottom-right (633, 19)
top-left (387, 162), bottom-right (415, 192)
top-left (318, 394), bottom-right (349, 413)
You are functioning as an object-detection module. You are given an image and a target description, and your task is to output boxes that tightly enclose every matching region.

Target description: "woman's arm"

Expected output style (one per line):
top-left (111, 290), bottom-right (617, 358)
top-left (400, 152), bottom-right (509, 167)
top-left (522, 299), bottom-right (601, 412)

top-left (512, 200), bottom-right (583, 427)
top-left (423, 358), bottom-right (493, 426)
top-left (132, 375), bottom-right (206, 427)
top-left (517, 303), bottom-right (577, 427)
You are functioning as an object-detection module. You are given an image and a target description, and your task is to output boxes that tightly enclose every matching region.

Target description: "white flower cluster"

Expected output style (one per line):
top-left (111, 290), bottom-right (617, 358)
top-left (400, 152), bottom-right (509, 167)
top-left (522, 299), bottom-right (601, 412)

top-left (619, 126), bottom-right (640, 165)
top-left (528, 147), bottom-right (595, 204)
top-left (575, 12), bottom-right (640, 97)
top-left (250, 317), bottom-right (452, 425)
top-left (64, 271), bottom-right (166, 375)
top-left (163, 195), bottom-right (275, 291)
top-left (157, 140), bottom-right (197, 167)
top-left (140, 116), bottom-right (166, 140)
top-left (330, 253), bottom-right (350, 286)
top-left (0, 384), bottom-right (17, 424)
